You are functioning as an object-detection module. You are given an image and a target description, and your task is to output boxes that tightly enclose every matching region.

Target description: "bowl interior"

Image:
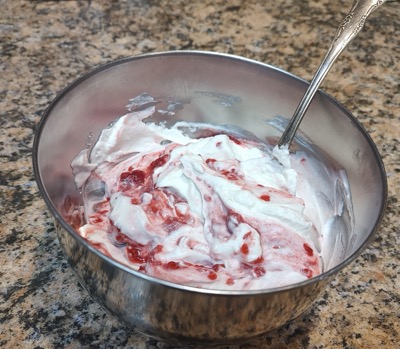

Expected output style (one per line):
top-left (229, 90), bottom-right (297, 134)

top-left (34, 51), bottom-right (387, 280)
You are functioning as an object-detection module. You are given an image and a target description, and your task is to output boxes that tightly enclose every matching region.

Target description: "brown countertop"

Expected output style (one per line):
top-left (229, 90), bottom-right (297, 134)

top-left (1, 0), bottom-right (399, 348)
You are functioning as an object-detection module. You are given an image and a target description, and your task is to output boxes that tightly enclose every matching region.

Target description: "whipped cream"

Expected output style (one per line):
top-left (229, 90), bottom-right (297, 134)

top-left (66, 106), bottom-right (350, 290)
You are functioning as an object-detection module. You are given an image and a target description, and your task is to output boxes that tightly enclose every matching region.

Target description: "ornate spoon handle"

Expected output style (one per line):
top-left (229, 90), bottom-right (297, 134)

top-left (278, 0), bottom-right (387, 148)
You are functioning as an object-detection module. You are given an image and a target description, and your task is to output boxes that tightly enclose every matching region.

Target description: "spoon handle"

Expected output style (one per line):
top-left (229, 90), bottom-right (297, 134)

top-left (278, 0), bottom-right (387, 148)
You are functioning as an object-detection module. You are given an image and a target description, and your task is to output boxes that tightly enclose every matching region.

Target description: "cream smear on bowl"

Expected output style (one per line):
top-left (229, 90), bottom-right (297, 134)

top-left (63, 105), bottom-right (353, 290)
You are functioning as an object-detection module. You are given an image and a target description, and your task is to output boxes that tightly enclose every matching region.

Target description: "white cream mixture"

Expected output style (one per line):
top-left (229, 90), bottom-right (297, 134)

top-left (67, 106), bottom-right (350, 290)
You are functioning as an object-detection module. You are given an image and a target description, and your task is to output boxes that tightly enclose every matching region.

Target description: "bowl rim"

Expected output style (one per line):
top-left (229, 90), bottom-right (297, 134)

top-left (32, 50), bottom-right (388, 296)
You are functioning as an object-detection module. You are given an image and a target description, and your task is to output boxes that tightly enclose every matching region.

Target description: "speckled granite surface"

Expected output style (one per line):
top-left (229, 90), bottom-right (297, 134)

top-left (1, 0), bottom-right (399, 348)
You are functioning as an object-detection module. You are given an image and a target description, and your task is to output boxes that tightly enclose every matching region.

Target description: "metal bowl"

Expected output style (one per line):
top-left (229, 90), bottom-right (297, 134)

top-left (33, 51), bottom-right (387, 345)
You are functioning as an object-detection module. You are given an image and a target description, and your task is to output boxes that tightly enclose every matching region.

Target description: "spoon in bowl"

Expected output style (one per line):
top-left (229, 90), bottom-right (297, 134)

top-left (277, 0), bottom-right (387, 149)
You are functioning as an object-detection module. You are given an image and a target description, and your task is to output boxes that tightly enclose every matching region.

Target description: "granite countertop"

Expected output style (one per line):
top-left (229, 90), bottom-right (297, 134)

top-left (1, 0), bottom-right (399, 348)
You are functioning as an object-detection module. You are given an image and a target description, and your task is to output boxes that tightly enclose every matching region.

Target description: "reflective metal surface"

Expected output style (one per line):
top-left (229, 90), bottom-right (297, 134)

top-left (278, 0), bottom-right (387, 147)
top-left (33, 51), bottom-right (387, 345)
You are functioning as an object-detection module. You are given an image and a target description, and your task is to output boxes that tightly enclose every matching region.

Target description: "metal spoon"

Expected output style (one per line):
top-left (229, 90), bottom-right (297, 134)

top-left (278, 0), bottom-right (387, 148)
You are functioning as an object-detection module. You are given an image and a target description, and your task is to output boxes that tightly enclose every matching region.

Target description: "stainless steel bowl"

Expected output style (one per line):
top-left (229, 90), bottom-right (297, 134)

top-left (33, 51), bottom-right (387, 345)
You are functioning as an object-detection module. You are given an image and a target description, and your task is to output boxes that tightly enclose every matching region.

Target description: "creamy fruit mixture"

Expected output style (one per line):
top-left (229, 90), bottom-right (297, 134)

top-left (64, 106), bottom-right (346, 290)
